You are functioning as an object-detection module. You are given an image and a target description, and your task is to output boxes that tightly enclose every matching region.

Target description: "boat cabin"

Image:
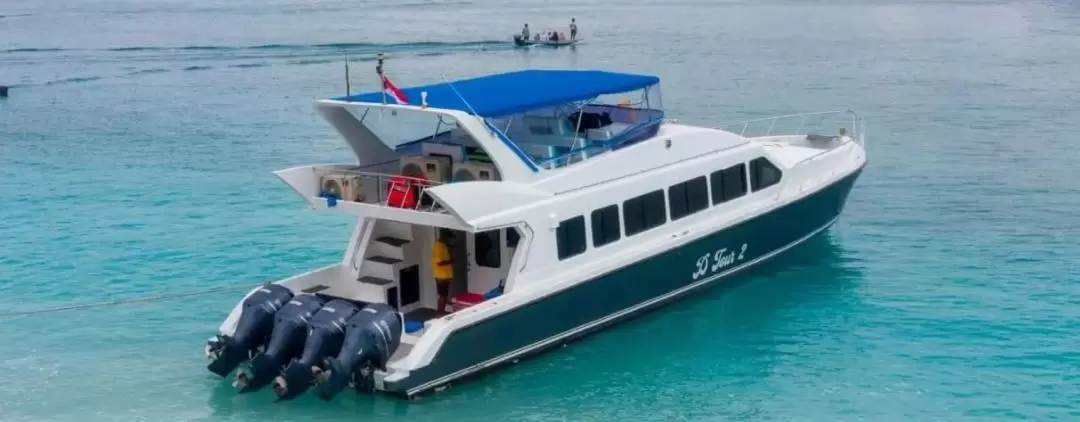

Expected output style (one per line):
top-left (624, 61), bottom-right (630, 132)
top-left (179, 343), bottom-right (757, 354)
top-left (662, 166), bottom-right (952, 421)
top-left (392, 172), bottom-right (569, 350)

top-left (273, 70), bottom-right (668, 334)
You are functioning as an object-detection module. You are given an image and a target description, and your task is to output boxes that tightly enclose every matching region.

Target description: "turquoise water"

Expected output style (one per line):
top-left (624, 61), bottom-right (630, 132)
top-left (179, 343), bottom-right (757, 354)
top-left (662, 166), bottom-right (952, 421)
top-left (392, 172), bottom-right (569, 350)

top-left (2, 0), bottom-right (1079, 420)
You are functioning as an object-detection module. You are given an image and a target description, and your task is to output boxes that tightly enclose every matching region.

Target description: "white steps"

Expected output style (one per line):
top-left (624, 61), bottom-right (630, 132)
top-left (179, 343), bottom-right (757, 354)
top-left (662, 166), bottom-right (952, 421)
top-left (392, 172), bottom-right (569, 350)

top-left (363, 254), bottom-right (403, 280)
top-left (368, 236), bottom-right (409, 261)
top-left (357, 220), bottom-right (415, 292)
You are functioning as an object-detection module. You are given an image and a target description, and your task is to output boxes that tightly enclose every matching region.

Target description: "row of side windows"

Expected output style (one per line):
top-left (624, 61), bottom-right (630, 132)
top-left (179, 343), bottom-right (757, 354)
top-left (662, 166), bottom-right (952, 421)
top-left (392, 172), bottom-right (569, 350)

top-left (555, 157), bottom-right (782, 260)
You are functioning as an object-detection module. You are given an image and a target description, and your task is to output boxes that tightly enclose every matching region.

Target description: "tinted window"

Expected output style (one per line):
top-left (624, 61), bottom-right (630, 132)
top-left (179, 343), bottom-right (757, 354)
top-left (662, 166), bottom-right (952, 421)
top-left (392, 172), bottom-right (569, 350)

top-left (590, 205), bottom-right (621, 247)
top-left (668, 182), bottom-right (687, 221)
top-left (623, 190), bottom-right (666, 236)
top-left (556, 215), bottom-right (587, 260)
top-left (506, 227), bottom-right (520, 248)
top-left (668, 176), bottom-right (709, 220)
top-left (750, 157), bottom-right (782, 191)
top-left (474, 230), bottom-right (501, 268)
top-left (710, 163), bottom-right (748, 204)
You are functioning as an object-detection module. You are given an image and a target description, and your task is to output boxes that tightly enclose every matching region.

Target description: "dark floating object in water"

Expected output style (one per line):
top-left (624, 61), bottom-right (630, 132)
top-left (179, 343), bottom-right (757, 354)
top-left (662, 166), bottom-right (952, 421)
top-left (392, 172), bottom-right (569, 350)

top-left (0, 86), bottom-right (8, 98)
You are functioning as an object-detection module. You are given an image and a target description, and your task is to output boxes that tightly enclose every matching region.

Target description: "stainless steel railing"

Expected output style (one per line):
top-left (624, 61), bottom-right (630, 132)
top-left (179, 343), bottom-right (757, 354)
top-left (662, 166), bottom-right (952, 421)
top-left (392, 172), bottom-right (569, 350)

top-left (724, 110), bottom-right (866, 148)
top-left (317, 167), bottom-right (448, 213)
top-left (730, 110), bottom-right (865, 201)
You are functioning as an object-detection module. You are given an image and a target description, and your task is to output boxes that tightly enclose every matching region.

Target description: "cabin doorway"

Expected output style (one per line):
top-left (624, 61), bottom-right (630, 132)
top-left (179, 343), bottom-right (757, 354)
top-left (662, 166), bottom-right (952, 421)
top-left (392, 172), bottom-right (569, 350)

top-left (465, 228), bottom-right (519, 295)
top-left (438, 228), bottom-right (469, 297)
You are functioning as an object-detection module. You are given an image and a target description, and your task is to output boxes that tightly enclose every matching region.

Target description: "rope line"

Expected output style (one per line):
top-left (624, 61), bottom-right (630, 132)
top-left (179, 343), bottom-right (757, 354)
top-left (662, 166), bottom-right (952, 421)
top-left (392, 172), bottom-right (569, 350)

top-left (0, 283), bottom-right (260, 319)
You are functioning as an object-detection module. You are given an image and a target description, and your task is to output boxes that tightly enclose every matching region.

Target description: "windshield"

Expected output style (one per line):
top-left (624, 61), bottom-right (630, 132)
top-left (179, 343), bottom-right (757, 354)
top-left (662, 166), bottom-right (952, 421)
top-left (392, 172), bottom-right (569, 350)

top-left (485, 84), bottom-right (665, 169)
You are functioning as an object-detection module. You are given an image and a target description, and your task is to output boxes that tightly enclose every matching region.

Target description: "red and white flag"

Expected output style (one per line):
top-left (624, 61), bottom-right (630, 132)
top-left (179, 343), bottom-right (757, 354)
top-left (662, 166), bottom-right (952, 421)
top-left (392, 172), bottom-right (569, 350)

top-left (381, 74), bottom-right (408, 104)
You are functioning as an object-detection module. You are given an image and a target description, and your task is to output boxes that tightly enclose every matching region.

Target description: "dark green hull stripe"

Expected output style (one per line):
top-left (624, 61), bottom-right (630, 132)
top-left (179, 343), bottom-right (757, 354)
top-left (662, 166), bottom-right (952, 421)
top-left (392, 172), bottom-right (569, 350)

top-left (388, 167), bottom-right (863, 397)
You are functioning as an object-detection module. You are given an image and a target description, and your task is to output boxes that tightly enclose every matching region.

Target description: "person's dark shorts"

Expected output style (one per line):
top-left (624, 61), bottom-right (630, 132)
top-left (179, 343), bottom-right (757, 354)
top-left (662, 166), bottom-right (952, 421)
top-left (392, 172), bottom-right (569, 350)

top-left (436, 279), bottom-right (450, 297)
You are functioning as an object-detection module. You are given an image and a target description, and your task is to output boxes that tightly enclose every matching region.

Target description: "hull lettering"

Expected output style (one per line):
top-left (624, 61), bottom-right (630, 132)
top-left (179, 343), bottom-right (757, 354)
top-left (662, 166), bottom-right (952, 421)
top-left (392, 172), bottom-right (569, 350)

top-left (691, 243), bottom-right (748, 281)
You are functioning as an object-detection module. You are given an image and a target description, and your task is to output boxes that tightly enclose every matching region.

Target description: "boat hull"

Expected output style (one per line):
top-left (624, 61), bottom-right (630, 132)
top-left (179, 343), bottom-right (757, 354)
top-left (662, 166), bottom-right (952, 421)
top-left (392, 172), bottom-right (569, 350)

top-left (513, 36), bottom-right (581, 47)
top-left (384, 165), bottom-right (865, 398)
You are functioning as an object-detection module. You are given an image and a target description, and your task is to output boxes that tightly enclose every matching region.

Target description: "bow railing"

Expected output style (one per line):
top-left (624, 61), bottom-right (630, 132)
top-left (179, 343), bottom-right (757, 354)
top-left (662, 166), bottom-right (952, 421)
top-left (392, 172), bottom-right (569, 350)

top-left (724, 110), bottom-right (866, 201)
top-left (723, 110), bottom-right (865, 148)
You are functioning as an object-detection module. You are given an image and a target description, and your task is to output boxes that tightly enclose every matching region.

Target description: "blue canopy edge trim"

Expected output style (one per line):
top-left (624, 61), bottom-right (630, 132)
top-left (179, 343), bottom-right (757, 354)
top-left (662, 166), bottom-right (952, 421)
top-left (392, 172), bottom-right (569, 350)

top-left (333, 69), bottom-right (660, 118)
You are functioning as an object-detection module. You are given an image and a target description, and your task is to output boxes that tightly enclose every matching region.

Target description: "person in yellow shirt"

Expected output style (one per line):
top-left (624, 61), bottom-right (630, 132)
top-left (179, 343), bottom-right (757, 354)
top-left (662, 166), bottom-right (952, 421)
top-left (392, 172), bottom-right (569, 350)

top-left (431, 233), bottom-right (454, 316)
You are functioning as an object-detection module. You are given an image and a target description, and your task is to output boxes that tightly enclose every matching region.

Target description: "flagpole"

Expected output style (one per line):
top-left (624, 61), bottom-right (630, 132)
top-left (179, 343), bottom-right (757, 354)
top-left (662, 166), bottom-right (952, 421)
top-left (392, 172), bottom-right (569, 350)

top-left (344, 54), bottom-right (351, 98)
top-left (376, 52), bottom-right (386, 105)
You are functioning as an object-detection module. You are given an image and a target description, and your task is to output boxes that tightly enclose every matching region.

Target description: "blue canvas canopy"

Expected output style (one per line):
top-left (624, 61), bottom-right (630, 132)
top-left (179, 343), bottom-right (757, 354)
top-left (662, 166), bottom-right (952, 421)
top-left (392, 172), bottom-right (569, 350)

top-left (335, 69), bottom-right (659, 118)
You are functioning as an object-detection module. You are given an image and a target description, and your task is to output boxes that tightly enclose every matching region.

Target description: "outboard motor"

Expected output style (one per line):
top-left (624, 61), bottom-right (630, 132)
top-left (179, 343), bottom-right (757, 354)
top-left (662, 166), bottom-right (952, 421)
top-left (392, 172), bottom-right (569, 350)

top-left (314, 303), bottom-right (404, 401)
top-left (272, 299), bottom-right (360, 401)
top-left (206, 284), bottom-right (293, 377)
top-left (233, 294), bottom-right (325, 393)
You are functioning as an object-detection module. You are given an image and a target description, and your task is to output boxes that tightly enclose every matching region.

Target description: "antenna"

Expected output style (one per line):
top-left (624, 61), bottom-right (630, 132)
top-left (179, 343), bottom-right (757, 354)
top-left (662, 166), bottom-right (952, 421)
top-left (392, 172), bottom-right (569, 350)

top-left (438, 73), bottom-right (505, 142)
top-left (440, 73), bottom-right (492, 138)
top-left (440, 73), bottom-right (483, 118)
top-left (438, 73), bottom-right (539, 171)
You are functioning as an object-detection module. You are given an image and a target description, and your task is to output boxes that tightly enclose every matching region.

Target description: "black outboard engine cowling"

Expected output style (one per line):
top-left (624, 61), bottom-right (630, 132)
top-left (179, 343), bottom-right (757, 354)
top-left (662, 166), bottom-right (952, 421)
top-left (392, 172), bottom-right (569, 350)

top-left (206, 284), bottom-right (293, 377)
top-left (273, 299), bottom-right (360, 401)
top-left (314, 303), bottom-right (404, 401)
top-left (234, 294), bottom-right (325, 393)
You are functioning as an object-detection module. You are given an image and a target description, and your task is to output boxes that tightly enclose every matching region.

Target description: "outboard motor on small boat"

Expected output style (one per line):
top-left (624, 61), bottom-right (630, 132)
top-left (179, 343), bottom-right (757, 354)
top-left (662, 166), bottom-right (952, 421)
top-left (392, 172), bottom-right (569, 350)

top-left (206, 284), bottom-right (293, 377)
top-left (272, 299), bottom-right (360, 401)
top-left (234, 294), bottom-right (325, 393)
top-left (314, 303), bottom-right (404, 401)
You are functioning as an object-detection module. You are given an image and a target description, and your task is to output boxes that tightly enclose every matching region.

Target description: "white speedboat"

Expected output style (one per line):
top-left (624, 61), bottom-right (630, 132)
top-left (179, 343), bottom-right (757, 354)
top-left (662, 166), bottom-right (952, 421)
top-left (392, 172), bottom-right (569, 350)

top-left (204, 68), bottom-right (867, 401)
top-left (513, 34), bottom-right (583, 47)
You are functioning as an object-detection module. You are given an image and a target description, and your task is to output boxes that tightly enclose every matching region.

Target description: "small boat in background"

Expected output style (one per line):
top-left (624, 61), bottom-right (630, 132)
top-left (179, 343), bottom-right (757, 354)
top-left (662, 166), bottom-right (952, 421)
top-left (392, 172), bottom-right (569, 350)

top-left (513, 34), bottom-right (582, 47)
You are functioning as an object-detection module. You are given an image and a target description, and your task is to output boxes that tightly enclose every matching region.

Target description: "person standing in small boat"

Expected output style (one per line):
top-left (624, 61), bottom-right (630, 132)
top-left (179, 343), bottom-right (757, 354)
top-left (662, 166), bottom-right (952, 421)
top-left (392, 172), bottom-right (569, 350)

top-left (432, 232), bottom-right (454, 316)
top-left (520, 24), bottom-right (529, 41)
top-left (570, 18), bottom-right (578, 41)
